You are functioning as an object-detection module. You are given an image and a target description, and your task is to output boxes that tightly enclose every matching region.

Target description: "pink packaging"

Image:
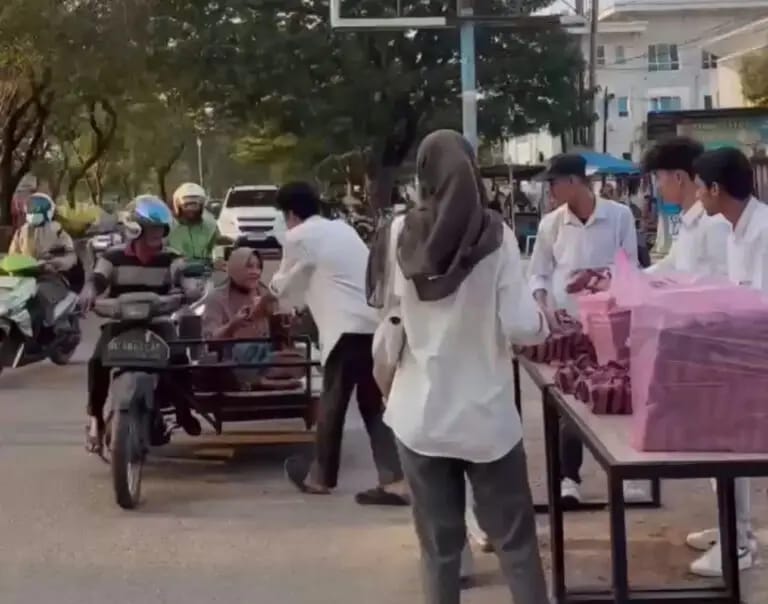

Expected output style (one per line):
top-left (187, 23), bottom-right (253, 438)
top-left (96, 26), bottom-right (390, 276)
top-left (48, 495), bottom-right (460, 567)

top-left (613, 252), bottom-right (768, 452)
top-left (578, 292), bottom-right (631, 365)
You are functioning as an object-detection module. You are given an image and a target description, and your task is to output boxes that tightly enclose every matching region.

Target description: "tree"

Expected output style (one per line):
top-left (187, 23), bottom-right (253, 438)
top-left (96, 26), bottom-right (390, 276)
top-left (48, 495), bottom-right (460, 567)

top-left (155, 0), bottom-right (588, 209)
top-left (740, 50), bottom-right (768, 107)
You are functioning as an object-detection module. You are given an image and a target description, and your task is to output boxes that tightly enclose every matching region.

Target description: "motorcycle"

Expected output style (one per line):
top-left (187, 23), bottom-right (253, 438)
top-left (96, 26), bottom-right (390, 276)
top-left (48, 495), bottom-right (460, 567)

top-left (94, 291), bottom-right (185, 509)
top-left (0, 251), bottom-right (81, 373)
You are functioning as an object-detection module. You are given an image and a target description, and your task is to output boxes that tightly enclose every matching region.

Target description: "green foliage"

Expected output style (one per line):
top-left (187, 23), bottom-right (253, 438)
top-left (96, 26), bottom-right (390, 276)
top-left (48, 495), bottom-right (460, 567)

top-left (157, 0), bottom-right (588, 170)
top-left (0, 0), bottom-right (588, 221)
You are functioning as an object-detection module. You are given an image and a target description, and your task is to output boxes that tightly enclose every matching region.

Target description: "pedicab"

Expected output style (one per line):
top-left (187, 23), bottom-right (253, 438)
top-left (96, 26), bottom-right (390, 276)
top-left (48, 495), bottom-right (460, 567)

top-left (96, 284), bottom-right (321, 510)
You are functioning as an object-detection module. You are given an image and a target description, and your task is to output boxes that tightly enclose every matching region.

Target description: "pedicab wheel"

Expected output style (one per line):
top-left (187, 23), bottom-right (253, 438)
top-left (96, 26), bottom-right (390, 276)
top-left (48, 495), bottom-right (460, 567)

top-left (111, 409), bottom-right (145, 510)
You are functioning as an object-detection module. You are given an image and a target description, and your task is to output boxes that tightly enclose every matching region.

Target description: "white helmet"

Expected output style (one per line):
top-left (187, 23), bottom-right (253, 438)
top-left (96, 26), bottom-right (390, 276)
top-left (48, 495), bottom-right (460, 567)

top-left (173, 182), bottom-right (207, 214)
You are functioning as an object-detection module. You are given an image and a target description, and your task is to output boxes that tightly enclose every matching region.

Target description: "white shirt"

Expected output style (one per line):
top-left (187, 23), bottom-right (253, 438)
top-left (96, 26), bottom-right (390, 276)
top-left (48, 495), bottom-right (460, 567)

top-left (528, 198), bottom-right (638, 313)
top-left (648, 201), bottom-right (729, 277)
top-left (383, 220), bottom-right (548, 462)
top-left (269, 215), bottom-right (379, 364)
top-left (727, 197), bottom-right (768, 291)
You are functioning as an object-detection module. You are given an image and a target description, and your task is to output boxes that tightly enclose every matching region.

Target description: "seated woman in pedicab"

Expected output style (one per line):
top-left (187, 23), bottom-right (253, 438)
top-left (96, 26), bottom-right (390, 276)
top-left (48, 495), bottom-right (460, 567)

top-left (201, 247), bottom-right (304, 388)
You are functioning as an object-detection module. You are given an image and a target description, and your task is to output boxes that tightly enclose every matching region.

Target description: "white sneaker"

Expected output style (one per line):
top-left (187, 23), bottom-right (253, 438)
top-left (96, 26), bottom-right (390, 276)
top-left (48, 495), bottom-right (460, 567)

top-left (561, 478), bottom-right (581, 506)
top-left (686, 528), bottom-right (759, 555)
top-left (689, 543), bottom-right (753, 578)
top-left (622, 480), bottom-right (649, 503)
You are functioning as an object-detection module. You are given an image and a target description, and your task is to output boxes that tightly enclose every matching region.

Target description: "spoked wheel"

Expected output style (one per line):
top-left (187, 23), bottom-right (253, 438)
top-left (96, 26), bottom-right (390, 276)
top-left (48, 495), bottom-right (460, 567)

top-left (111, 409), bottom-right (146, 510)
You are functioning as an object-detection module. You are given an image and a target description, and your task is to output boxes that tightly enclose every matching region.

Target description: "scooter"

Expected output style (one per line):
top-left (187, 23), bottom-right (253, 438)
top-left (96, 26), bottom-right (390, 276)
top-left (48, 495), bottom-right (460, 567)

top-left (0, 252), bottom-right (81, 374)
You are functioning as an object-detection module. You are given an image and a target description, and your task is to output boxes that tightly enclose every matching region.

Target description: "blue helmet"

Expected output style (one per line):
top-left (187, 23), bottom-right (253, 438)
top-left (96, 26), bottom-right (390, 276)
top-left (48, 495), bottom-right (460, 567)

top-left (124, 195), bottom-right (173, 239)
top-left (25, 193), bottom-right (55, 226)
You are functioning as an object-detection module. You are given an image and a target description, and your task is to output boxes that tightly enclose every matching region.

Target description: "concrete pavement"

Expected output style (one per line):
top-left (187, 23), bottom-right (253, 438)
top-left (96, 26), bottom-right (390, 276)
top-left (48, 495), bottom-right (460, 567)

top-left (0, 317), bottom-right (767, 603)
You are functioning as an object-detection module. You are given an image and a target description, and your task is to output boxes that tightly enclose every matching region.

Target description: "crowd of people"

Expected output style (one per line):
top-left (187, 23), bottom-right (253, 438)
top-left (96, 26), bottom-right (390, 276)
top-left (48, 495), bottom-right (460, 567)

top-left (6, 126), bottom-right (766, 603)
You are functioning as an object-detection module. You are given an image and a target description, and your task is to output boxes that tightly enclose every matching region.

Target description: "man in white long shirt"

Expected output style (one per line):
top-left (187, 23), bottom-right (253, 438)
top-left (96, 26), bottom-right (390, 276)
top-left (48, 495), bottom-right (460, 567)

top-left (268, 181), bottom-right (408, 505)
top-left (528, 153), bottom-right (638, 506)
top-left (689, 147), bottom-right (763, 577)
top-left (643, 137), bottom-right (730, 278)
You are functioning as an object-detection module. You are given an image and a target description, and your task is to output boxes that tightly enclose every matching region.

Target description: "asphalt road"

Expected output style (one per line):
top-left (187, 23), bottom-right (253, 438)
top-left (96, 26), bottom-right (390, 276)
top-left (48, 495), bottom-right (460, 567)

top-left (1, 317), bottom-right (767, 604)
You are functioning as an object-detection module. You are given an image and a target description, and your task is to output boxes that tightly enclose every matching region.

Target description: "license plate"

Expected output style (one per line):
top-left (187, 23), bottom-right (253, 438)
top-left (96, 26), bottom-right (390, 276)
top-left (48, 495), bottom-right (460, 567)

top-left (103, 329), bottom-right (170, 367)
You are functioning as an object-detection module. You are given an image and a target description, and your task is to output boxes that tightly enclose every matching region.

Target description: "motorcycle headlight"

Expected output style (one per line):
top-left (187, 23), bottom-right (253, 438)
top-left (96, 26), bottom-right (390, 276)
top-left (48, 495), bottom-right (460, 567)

top-left (121, 302), bottom-right (151, 320)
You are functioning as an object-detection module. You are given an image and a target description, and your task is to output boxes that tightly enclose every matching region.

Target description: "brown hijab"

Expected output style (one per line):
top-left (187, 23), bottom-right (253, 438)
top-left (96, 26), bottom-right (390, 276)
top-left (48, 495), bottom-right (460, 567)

top-left (396, 130), bottom-right (503, 301)
top-left (202, 248), bottom-right (270, 339)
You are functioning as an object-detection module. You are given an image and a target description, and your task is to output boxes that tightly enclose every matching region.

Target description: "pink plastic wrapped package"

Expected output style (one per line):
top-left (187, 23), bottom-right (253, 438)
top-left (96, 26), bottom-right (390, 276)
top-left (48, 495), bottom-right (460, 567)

top-left (618, 254), bottom-right (768, 452)
top-left (578, 292), bottom-right (631, 365)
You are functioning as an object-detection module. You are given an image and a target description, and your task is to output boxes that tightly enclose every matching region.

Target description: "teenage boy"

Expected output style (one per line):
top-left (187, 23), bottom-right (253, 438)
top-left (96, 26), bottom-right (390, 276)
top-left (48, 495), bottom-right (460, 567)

top-left (690, 146), bottom-right (761, 577)
top-left (529, 153), bottom-right (638, 506)
top-left (643, 137), bottom-right (730, 277)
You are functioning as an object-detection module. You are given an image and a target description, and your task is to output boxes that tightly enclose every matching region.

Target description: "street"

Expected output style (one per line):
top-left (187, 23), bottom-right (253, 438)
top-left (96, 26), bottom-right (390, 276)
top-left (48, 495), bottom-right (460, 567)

top-left (1, 317), bottom-right (768, 604)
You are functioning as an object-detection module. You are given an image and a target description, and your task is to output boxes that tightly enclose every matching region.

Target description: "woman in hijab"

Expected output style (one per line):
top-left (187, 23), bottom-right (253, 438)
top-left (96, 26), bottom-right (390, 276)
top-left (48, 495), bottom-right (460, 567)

top-left (202, 248), bottom-right (301, 385)
top-left (376, 130), bottom-right (549, 604)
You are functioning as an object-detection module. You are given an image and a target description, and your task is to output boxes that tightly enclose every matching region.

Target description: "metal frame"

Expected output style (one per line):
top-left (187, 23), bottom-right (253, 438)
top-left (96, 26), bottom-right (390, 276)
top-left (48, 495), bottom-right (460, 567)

top-left (543, 385), bottom-right (746, 604)
top-left (117, 336), bottom-right (322, 434)
top-left (513, 357), bottom-right (662, 515)
top-left (328, 0), bottom-right (586, 31)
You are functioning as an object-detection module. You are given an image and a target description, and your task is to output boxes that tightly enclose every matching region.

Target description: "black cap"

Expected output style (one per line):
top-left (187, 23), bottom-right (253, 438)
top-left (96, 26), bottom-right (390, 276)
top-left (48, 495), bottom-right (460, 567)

top-left (539, 153), bottom-right (587, 180)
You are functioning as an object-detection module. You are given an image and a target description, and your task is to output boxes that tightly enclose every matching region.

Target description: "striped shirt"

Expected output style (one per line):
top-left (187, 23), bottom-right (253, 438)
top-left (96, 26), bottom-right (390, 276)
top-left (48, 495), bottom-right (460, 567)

top-left (92, 244), bottom-right (184, 297)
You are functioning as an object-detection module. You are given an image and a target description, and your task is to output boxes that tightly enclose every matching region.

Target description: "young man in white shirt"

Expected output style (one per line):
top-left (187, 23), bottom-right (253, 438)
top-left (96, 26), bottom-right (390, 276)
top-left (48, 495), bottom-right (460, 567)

top-left (643, 137), bottom-right (730, 277)
top-left (687, 147), bottom-right (762, 577)
top-left (529, 153), bottom-right (638, 506)
top-left (268, 182), bottom-right (408, 505)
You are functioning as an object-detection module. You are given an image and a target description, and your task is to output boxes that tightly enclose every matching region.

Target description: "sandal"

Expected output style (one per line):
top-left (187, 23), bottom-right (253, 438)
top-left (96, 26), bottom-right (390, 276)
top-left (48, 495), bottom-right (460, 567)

top-left (85, 424), bottom-right (103, 455)
top-left (284, 456), bottom-right (330, 495)
top-left (354, 487), bottom-right (410, 507)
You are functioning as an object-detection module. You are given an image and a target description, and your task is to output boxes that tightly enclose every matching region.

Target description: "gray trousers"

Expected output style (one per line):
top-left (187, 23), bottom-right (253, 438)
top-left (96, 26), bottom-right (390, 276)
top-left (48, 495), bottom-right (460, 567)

top-left (398, 441), bottom-right (548, 604)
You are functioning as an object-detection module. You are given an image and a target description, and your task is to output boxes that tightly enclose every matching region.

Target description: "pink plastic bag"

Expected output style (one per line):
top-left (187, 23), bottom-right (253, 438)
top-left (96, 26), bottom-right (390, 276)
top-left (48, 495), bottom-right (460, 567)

top-left (618, 251), bottom-right (768, 452)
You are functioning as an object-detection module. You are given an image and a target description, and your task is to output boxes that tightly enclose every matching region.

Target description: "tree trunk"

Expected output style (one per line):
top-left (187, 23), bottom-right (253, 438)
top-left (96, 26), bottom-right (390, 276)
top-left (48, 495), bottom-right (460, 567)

top-left (366, 101), bottom-right (420, 216)
top-left (66, 98), bottom-right (118, 207)
top-left (155, 142), bottom-right (185, 204)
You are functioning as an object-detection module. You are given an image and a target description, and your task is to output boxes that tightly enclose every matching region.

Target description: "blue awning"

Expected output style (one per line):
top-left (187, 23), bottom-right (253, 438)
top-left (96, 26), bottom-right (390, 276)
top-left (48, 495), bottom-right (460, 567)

top-left (578, 151), bottom-right (640, 176)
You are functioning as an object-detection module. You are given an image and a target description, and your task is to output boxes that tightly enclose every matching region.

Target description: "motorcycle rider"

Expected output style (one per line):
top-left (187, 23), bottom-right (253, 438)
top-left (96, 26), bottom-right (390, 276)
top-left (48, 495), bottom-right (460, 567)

top-left (79, 195), bottom-right (191, 454)
top-left (9, 193), bottom-right (77, 271)
top-left (8, 193), bottom-right (78, 333)
top-left (168, 183), bottom-right (219, 262)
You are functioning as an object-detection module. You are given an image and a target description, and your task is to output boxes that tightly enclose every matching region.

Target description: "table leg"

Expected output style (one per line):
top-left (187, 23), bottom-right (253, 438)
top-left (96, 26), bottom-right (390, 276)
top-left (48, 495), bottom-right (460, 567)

top-left (607, 472), bottom-right (629, 603)
top-left (716, 477), bottom-right (741, 604)
top-left (543, 385), bottom-right (566, 603)
top-left (650, 476), bottom-right (662, 507)
top-left (513, 356), bottom-right (522, 417)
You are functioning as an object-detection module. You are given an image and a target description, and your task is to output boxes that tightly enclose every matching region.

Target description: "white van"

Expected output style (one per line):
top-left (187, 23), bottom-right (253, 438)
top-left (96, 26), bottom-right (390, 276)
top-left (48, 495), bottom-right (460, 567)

top-left (216, 185), bottom-right (286, 245)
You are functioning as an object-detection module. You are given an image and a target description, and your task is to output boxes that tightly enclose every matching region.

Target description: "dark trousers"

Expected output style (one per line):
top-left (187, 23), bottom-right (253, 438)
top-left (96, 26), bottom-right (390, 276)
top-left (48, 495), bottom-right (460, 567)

top-left (560, 416), bottom-right (583, 483)
top-left (398, 442), bottom-right (548, 604)
top-left (87, 326), bottom-right (113, 425)
top-left (311, 333), bottom-right (403, 489)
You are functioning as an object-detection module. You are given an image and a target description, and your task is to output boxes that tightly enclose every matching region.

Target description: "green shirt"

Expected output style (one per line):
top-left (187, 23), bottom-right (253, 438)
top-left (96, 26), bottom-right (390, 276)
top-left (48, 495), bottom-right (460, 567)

top-left (168, 215), bottom-right (218, 261)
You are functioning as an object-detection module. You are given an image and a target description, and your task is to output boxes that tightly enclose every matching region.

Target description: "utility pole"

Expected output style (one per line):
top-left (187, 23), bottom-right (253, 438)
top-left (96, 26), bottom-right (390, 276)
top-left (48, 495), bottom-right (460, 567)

top-left (458, 0), bottom-right (478, 152)
top-left (574, 0), bottom-right (585, 148)
top-left (587, 0), bottom-right (599, 149)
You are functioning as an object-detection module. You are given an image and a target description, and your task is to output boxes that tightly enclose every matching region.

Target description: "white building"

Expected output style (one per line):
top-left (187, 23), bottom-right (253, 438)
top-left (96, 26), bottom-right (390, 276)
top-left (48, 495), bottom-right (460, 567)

top-left (505, 0), bottom-right (768, 164)
top-left (704, 16), bottom-right (768, 108)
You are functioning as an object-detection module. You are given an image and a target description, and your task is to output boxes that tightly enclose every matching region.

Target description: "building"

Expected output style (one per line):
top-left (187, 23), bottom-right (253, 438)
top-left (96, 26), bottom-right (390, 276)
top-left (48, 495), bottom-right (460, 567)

top-left (505, 0), bottom-right (768, 164)
top-left (703, 16), bottom-right (768, 108)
